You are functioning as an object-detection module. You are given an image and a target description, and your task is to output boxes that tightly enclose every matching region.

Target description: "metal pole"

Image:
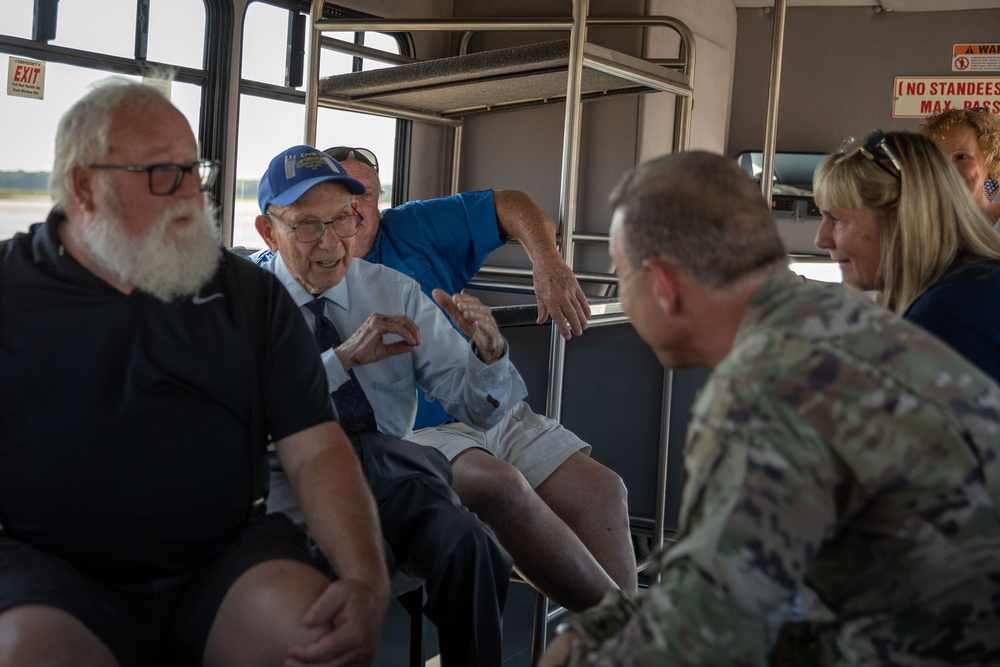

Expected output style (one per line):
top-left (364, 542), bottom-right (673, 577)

top-left (303, 0), bottom-right (324, 145)
top-left (545, 0), bottom-right (589, 424)
top-left (761, 0), bottom-right (787, 204)
top-left (313, 18), bottom-right (574, 32)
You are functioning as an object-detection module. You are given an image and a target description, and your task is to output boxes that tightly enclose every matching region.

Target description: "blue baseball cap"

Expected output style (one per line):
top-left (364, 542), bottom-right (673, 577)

top-left (258, 145), bottom-right (366, 213)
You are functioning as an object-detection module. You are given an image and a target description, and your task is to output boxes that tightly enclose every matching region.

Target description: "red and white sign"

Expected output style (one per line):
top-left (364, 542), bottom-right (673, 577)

top-left (953, 44), bottom-right (1000, 73)
top-left (7, 57), bottom-right (45, 100)
top-left (893, 76), bottom-right (1000, 118)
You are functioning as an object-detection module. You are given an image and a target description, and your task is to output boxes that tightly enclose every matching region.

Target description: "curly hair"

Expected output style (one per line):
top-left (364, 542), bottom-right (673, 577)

top-left (917, 108), bottom-right (1000, 183)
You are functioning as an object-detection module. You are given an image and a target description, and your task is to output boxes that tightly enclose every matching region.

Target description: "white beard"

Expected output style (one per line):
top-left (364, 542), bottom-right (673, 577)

top-left (81, 191), bottom-right (221, 302)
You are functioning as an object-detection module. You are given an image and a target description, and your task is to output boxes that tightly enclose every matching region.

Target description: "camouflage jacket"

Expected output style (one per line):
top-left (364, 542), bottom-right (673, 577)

top-left (565, 267), bottom-right (1000, 666)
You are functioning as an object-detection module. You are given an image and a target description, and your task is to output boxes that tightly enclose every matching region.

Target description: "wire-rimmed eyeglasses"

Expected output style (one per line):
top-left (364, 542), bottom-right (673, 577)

top-left (324, 146), bottom-right (379, 173)
top-left (267, 202), bottom-right (364, 243)
top-left (839, 130), bottom-right (902, 181)
top-left (88, 160), bottom-right (219, 196)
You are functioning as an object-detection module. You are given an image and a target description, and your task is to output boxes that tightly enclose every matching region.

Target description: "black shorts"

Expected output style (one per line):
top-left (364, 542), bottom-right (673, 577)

top-left (0, 513), bottom-right (316, 667)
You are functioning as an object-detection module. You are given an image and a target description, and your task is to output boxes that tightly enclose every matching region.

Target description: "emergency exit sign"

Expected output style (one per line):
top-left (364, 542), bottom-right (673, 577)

top-left (893, 76), bottom-right (1000, 117)
top-left (7, 57), bottom-right (45, 100)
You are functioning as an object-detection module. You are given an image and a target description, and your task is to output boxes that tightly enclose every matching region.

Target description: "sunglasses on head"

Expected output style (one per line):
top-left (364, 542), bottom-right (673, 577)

top-left (324, 146), bottom-right (379, 173)
top-left (839, 129), bottom-right (902, 181)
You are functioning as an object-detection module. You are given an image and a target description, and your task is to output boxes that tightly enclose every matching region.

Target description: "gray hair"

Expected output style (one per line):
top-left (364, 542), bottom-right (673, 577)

top-left (49, 78), bottom-right (173, 206)
top-left (609, 151), bottom-right (786, 288)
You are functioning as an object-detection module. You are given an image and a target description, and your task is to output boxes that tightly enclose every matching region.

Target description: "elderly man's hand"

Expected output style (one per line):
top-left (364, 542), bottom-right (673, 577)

top-left (335, 313), bottom-right (420, 371)
top-left (432, 289), bottom-right (505, 364)
top-left (284, 577), bottom-right (388, 667)
top-left (533, 257), bottom-right (591, 341)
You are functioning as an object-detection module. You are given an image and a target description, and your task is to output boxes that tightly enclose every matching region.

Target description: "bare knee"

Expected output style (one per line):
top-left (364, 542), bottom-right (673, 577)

top-left (591, 463), bottom-right (629, 509)
top-left (204, 560), bottom-right (330, 667)
top-left (0, 605), bottom-right (118, 667)
top-left (539, 453), bottom-right (629, 521)
top-left (450, 451), bottom-right (536, 520)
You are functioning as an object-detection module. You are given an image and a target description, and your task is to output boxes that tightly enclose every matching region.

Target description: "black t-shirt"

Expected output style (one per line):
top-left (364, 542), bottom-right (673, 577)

top-left (0, 211), bottom-right (335, 583)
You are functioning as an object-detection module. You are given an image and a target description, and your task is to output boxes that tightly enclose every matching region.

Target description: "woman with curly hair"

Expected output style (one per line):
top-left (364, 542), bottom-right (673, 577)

top-left (813, 130), bottom-right (1000, 381)
top-left (919, 107), bottom-right (1000, 229)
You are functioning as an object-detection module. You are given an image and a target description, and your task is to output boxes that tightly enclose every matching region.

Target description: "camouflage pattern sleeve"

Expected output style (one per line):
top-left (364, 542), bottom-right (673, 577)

top-left (560, 376), bottom-right (844, 666)
top-left (558, 270), bottom-right (1000, 666)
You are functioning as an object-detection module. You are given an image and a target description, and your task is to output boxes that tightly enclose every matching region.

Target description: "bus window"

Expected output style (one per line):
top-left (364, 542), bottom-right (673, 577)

top-left (233, 94), bottom-right (307, 248)
top-left (3, 2), bottom-right (34, 39)
top-left (0, 0), bottom-right (208, 239)
top-left (789, 261), bottom-right (842, 283)
top-left (146, 0), bottom-right (206, 70)
top-left (0, 64), bottom-right (203, 240)
top-left (241, 2), bottom-right (301, 87)
top-left (736, 150), bottom-right (837, 280)
top-left (318, 31), bottom-right (356, 78)
top-left (46, 0), bottom-right (138, 60)
top-left (233, 3), bottom-right (401, 248)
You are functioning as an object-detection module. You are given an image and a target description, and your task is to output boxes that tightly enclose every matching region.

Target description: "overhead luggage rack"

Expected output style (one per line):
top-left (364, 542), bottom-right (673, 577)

top-left (316, 38), bottom-right (691, 121)
top-left (302, 6), bottom-right (697, 659)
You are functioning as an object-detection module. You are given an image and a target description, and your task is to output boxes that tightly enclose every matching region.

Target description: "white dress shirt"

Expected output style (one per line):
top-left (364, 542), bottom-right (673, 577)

top-left (260, 253), bottom-right (527, 440)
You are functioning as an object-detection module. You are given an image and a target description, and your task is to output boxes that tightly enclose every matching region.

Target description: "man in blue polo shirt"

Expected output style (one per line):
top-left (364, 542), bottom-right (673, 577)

top-left (333, 148), bottom-right (637, 610)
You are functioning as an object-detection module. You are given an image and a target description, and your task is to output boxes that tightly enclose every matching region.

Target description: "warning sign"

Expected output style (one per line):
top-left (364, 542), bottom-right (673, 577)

top-left (953, 44), bottom-right (1000, 73)
top-left (893, 76), bottom-right (1000, 118)
top-left (7, 57), bottom-right (45, 100)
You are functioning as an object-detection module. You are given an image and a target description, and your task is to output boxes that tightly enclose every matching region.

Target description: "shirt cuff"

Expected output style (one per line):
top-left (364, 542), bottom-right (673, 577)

top-left (321, 347), bottom-right (350, 393)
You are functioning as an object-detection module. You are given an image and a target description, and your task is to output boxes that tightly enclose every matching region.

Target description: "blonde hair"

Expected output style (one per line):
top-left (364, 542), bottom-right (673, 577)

top-left (918, 108), bottom-right (1000, 183)
top-left (814, 131), bottom-right (1000, 315)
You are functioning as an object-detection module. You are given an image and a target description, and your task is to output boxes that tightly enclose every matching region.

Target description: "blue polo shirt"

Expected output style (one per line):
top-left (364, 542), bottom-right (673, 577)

top-left (365, 190), bottom-right (503, 297)
top-left (364, 191), bottom-right (506, 428)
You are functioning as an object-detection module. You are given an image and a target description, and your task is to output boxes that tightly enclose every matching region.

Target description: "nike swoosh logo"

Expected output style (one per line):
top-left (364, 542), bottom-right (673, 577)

top-left (192, 293), bottom-right (225, 305)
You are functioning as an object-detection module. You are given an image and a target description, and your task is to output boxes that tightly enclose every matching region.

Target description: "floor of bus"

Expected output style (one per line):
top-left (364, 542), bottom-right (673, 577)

top-left (375, 579), bottom-right (557, 666)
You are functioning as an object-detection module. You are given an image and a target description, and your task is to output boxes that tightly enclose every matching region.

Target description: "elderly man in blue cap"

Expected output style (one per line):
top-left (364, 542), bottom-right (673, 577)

top-left (252, 145), bottom-right (522, 667)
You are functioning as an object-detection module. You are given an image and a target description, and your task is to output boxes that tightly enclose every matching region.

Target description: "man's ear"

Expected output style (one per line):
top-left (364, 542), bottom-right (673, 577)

top-left (70, 164), bottom-right (97, 212)
top-left (643, 259), bottom-right (680, 317)
top-left (255, 214), bottom-right (279, 252)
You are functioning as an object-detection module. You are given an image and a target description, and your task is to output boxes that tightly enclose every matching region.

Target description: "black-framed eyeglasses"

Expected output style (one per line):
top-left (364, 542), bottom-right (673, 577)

top-left (324, 146), bottom-right (379, 173)
top-left (839, 130), bottom-right (902, 181)
top-left (88, 160), bottom-right (219, 196)
top-left (267, 202), bottom-right (364, 243)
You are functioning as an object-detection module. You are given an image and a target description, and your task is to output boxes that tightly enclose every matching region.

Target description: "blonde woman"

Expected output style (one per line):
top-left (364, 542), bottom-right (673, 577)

top-left (918, 107), bottom-right (1000, 228)
top-left (813, 130), bottom-right (1000, 381)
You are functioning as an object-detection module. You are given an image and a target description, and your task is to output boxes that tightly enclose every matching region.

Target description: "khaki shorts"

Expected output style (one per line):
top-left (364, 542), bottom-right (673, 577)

top-left (409, 401), bottom-right (590, 488)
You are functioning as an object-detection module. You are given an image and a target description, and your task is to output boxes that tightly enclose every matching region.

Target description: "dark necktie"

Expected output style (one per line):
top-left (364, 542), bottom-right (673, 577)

top-left (305, 298), bottom-right (377, 434)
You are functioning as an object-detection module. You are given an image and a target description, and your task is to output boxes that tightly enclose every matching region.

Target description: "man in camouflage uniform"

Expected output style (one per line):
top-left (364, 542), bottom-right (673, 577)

top-left (539, 151), bottom-right (1000, 667)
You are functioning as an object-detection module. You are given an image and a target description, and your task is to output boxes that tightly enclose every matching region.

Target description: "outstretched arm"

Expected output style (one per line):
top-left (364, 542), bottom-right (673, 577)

top-left (493, 190), bottom-right (591, 340)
